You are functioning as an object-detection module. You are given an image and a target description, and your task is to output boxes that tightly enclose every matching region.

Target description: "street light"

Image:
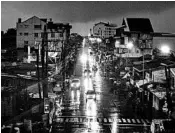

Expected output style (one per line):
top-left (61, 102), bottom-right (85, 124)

top-left (80, 54), bottom-right (88, 64)
top-left (96, 38), bottom-right (102, 53)
top-left (126, 41), bottom-right (133, 70)
top-left (161, 45), bottom-right (170, 54)
top-left (126, 42), bottom-right (134, 50)
top-left (160, 45), bottom-right (174, 116)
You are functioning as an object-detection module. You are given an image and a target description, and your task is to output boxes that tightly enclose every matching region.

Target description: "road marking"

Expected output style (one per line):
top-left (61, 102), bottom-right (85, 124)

top-left (141, 119), bottom-right (145, 123)
top-left (83, 118), bottom-right (88, 122)
top-left (118, 119), bottom-right (122, 123)
top-left (79, 118), bottom-right (83, 123)
top-left (65, 118), bottom-right (69, 122)
top-left (145, 119), bottom-right (150, 124)
top-left (108, 118), bottom-right (112, 122)
top-left (122, 118), bottom-right (126, 123)
top-left (54, 117), bottom-right (151, 125)
top-left (127, 119), bottom-right (131, 123)
top-left (97, 118), bottom-right (102, 122)
top-left (104, 118), bottom-right (107, 123)
top-left (136, 119), bottom-right (141, 123)
top-left (132, 119), bottom-right (136, 123)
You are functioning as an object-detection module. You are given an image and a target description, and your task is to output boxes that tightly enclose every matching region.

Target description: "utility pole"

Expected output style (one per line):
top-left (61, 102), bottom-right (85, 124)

top-left (62, 39), bottom-right (65, 91)
top-left (42, 25), bottom-right (48, 98)
top-left (37, 43), bottom-right (42, 99)
top-left (61, 27), bottom-right (67, 92)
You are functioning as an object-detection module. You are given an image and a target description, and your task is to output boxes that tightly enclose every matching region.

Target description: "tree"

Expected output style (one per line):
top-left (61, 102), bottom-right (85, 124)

top-left (1, 28), bottom-right (16, 49)
top-left (1, 28), bottom-right (17, 61)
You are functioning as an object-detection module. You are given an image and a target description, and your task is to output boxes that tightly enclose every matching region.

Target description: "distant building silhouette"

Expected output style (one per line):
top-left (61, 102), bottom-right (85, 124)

top-left (93, 22), bottom-right (117, 39)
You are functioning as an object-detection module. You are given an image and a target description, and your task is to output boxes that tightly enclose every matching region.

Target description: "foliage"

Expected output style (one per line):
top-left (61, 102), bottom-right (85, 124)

top-left (1, 28), bottom-right (16, 49)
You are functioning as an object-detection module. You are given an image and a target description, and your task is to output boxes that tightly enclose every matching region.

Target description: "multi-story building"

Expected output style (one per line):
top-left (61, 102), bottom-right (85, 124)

top-left (93, 22), bottom-right (117, 39)
top-left (16, 16), bottom-right (47, 62)
top-left (46, 19), bottom-right (72, 64)
top-left (114, 18), bottom-right (154, 58)
top-left (16, 16), bottom-right (72, 63)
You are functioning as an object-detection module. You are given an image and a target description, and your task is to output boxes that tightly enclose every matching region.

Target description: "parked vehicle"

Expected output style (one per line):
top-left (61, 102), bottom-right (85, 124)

top-left (86, 90), bottom-right (96, 102)
top-left (70, 78), bottom-right (81, 90)
top-left (84, 69), bottom-right (92, 78)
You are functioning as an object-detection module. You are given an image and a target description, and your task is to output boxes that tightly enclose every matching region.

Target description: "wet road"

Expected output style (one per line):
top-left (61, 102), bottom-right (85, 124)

top-left (51, 46), bottom-right (151, 133)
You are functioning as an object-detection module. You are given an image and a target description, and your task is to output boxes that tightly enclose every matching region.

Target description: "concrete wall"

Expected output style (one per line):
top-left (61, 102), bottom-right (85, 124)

top-left (93, 23), bottom-right (117, 38)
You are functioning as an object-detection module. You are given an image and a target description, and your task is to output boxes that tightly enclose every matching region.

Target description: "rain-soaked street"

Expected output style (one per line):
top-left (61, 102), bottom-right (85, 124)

top-left (51, 45), bottom-right (151, 133)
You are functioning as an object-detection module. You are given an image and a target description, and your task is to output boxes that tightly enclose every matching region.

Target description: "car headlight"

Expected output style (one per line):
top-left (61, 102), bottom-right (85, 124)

top-left (76, 83), bottom-right (80, 87)
top-left (71, 84), bottom-right (74, 87)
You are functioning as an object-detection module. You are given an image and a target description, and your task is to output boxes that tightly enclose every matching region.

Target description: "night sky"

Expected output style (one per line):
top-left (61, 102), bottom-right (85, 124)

top-left (1, 1), bottom-right (175, 49)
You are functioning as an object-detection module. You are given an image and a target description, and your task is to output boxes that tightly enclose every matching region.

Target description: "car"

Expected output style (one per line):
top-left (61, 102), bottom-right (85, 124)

top-left (92, 65), bottom-right (98, 72)
top-left (70, 78), bottom-right (81, 90)
top-left (86, 90), bottom-right (96, 101)
top-left (84, 69), bottom-right (92, 77)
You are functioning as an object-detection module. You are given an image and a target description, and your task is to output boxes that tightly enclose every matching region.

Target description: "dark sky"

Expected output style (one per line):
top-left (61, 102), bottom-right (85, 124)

top-left (1, 1), bottom-right (175, 49)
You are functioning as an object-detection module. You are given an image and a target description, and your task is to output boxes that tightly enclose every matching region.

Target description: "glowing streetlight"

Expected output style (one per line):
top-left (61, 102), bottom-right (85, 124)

top-left (161, 45), bottom-right (170, 54)
top-left (115, 40), bottom-right (120, 48)
top-left (97, 38), bottom-right (102, 43)
top-left (80, 54), bottom-right (87, 63)
top-left (126, 42), bottom-right (134, 49)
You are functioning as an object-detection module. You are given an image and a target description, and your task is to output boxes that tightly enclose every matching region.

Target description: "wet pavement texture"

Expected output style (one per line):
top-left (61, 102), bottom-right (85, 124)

top-left (51, 46), bottom-right (151, 133)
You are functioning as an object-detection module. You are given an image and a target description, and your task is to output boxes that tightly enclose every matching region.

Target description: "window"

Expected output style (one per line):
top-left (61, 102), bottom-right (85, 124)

top-left (24, 33), bottom-right (28, 36)
top-left (24, 25), bottom-right (29, 28)
top-left (24, 41), bottom-right (28, 45)
top-left (19, 33), bottom-right (22, 36)
top-left (60, 33), bottom-right (63, 37)
top-left (34, 25), bottom-right (41, 29)
top-left (34, 33), bottom-right (39, 37)
top-left (41, 33), bottom-right (44, 38)
top-left (136, 49), bottom-right (139, 53)
top-left (51, 33), bottom-right (55, 38)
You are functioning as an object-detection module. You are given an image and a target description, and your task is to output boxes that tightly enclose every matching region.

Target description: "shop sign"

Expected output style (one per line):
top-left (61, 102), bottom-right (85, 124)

top-left (147, 84), bottom-right (153, 89)
top-left (117, 48), bottom-right (128, 54)
top-left (145, 73), bottom-right (150, 82)
top-left (139, 33), bottom-right (152, 40)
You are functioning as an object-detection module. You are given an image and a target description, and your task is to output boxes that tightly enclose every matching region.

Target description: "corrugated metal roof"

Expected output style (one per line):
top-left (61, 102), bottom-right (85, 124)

top-left (134, 58), bottom-right (175, 72)
top-left (126, 18), bottom-right (154, 32)
top-left (171, 68), bottom-right (175, 76)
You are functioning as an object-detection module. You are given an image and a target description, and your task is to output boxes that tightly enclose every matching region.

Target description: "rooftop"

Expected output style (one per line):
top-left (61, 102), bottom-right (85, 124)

top-left (123, 18), bottom-right (154, 33)
top-left (134, 58), bottom-right (175, 72)
top-left (94, 22), bottom-right (117, 27)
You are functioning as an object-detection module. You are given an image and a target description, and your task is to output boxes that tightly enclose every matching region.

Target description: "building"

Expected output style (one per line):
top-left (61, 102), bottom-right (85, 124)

top-left (47, 19), bottom-right (72, 60)
top-left (114, 18), bottom-right (154, 58)
top-left (130, 58), bottom-right (175, 119)
top-left (16, 16), bottom-right (72, 64)
top-left (16, 16), bottom-right (47, 62)
top-left (93, 22), bottom-right (117, 39)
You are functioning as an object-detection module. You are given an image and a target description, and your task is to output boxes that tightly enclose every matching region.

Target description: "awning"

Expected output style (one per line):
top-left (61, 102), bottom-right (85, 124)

top-left (122, 72), bottom-right (130, 79)
top-left (53, 86), bottom-right (62, 92)
top-left (48, 52), bottom-right (58, 58)
top-left (136, 79), bottom-right (148, 88)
